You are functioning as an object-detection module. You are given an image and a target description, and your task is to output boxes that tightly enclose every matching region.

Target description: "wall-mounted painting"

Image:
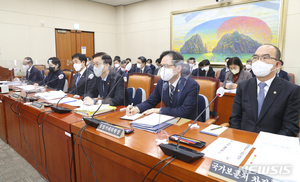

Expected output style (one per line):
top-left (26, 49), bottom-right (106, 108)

top-left (171, 0), bottom-right (287, 64)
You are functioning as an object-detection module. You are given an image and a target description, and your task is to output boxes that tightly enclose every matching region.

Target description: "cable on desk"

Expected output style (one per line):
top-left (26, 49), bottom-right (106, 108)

top-left (142, 155), bottom-right (173, 182)
top-left (151, 156), bottom-right (176, 182)
top-left (13, 100), bottom-right (49, 182)
top-left (36, 110), bottom-right (53, 126)
top-left (41, 111), bottom-right (54, 182)
top-left (80, 125), bottom-right (98, 182)
top-left (70, 124), bottom-right (89, 182)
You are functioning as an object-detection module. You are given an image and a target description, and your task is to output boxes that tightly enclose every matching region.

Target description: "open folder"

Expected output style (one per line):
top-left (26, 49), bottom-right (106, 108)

top-left (74, 104), bottom-right (116, 116)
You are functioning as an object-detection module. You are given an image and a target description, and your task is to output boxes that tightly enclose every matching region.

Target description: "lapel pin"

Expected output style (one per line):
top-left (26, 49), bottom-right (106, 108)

top-left (178, 89), bottom-right (180, 92)
top-left (107, 82), bottom-right (109, 85)
top-left (273, 91), bottom-right (277, 94)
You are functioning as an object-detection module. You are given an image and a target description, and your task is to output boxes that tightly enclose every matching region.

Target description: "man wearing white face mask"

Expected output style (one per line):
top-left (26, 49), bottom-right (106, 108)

top-left (229, 44), bottom-right (300, 136)
top-left (192, 59), bottom-right (215, 78)
top-left (244, 59), bottom-right (255, 77)
top-left (22, 57), bottom-right (43, 83)
top-left (134, 56), bottom-right (152, 74)
top-left (146, 59), bottom-right (155, 75)
top-left (126, 50), bottom-right (200, 120)
top-left (187, 57), bottom-right (197, 73)
top-left (113, 58), bottom-right (122, 75)
top-left (69, 53), bottom-right (95, 96)
top-left (84, 53), bottom-right (126, 106)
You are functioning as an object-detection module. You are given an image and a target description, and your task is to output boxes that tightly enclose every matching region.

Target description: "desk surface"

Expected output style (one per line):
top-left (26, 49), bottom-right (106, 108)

top-left (71, 110), bottom-right (258, 181)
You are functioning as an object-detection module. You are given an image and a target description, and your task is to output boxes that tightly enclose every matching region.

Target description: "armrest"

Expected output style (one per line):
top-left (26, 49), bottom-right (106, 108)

top-left (220, 123), bottom-right (230, 127)
top-left (204, 116), bottom-right (219, 125)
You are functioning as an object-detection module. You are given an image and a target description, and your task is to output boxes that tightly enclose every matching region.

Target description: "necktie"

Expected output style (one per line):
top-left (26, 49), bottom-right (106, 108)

top-left (75, 73), bottom-right (81, 86)
top-left (102, 80), bottom-right (106, 96)
top-left (169, 84), bottom-right (175, 104)
top-left (257, 82), bottom-right (267, 118)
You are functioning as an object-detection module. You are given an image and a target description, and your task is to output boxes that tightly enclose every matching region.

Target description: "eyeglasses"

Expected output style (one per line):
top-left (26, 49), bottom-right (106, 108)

top-left (94, 62), bottom-right (103, 66)
top-left (162, 64), bottom-right (175, 69)
top-left (252, 55), bottom-right (277, 61)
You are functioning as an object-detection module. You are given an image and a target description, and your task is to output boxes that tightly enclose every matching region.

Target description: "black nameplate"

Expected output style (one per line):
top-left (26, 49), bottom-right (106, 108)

top-left (31, 101), bottom-right (44, 110)
top-left (11, 93), bottom-right (21, 100)
top-left (208, 160), bottom-right (273, 182)
top-left (96, 122), bottom-right (125, 139)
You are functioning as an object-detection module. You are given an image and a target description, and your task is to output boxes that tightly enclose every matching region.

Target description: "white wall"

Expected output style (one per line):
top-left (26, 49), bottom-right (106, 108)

top-left (0, 0), bottom-right (116, 74)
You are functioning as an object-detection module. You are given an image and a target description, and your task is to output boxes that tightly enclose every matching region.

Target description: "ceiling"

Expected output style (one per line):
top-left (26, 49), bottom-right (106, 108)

top-left (88, 0), bottom-right (147, 6)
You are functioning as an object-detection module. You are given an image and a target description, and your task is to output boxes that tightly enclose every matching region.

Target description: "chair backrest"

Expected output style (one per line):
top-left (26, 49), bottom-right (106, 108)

top-left (191, 76), bottom-right (220, 117)
top-left (127, 87), bottom-right (146, 106)
top-left (197, 94), bottom-right (210, 122)
top-left (215, 70), bottom-right (221, 79)
top-left (62, 69), bottom-right (74, 90)
top-left (0, 66), bottom-right (14, 80)
top-left (34, 64), bottom-right (46, 72)
top-left (44, 68), bottom-right (49, 77)
top-left (63, 79), bottom-right (68, 92)
top-left (127, 73), bottom-right (154, 99)
top-left (288, 73), bottom-right (295, 83)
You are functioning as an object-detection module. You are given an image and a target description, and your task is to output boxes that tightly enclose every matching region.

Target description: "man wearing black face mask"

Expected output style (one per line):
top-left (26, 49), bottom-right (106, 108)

top-left (37, 57), bottom-right (65, 91)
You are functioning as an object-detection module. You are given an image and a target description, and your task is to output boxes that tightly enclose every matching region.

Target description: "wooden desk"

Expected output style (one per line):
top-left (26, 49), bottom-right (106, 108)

top-left (0, 94), bottom-right (8, 143)
top-left (71, 110), bottom-right (258, 182)
top-left (216, 92), bottom-right (235, 125)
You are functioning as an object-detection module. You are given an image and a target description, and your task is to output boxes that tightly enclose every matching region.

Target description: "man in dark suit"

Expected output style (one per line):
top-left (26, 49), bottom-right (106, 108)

top-left (244, 59), bottom-right (256, 77)
top-left (23, 57), bottom-right (43, 83)
top-left (86, 57), bottom-right (94, 72)
top-left (134, 56), bottom-right (152, 74)
top-left (218, 57), bottom-right (230, 83)
top-left (113, 58), bottom-right (123, 75)
top-left (229, 44), bottom-right (300, 136)
top-left (126, 50), bottom-right (200, 120)
top-left (69, 53), bottom-right (96, 97)
top-left (84, 54), bottom-right (126, 106)
top-left (276, 60), bottom-right (289, 81)
top-left (147, 59), bottom-right (155, 75)
top-left (153, 58), bottom-right (162, 75)
top-left (192, 59), bottom-right (215, 78)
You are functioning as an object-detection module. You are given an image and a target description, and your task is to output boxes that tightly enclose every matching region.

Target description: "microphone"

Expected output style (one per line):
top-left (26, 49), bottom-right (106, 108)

top-left (83, 70), bottom-right (127, 128)
top-left (159, 87), bottom-right (225, 163)
top-left (50, 73), bottom-right (94, 114)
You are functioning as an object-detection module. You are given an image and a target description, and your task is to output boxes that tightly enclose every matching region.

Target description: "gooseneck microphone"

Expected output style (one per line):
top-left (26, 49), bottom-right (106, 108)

top-left (159, 87), bottom-right (225, 163)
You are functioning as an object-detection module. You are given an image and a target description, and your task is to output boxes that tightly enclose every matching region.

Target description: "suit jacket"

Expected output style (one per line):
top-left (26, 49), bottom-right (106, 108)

top-left (224, 69), bottom-right (252, 84)
top-left (191, 67), bottom-right (215, 78)
top-left (87, 64), bottom-right (94, 72)
top-left (40, 69), bottom-right (65, 91)
top-left (277, 70), bottom-right (289, 81)
top-left (153, 67), bottom-right (161, 75)
top-left (69, 69), bottom-right (96, 97)
top-left (244, 69), bottom-right (255, 77)
top-left (218, 68), bottom-right (228, 82)
top-left (137, 77), bottom-right (200, 120)
top-left (87, 71), bottom-right (126, 106)
top-left (26, 66), bottom-right (43, 83)
top-left (149, 64), bottom-right (155, 75)
top-left (135, 65), bottom-right (152, 74)
top-left (229, 77), bottom-right (300, 136)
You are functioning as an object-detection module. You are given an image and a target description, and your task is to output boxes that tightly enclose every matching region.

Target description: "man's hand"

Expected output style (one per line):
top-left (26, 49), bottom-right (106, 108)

top-left (142, 108), bottom-right (160, 115)
top-left (126, 105), bottom-right (139, 116)
top-left (83, 96), bottom-right (94, 105)
top-left (228, 83), bottom-right (237, 90)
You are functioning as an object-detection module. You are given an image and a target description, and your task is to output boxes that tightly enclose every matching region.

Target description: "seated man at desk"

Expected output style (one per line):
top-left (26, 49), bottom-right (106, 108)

top-left (126, 50), bottom-right (200, 120)
top-left (83, 53), bottom-right (126, 106)
top-left (69, 53), bottom-right (96, 96)
top-left (229, 44), bottom-right (300, 136)
top-left (134, 56), bottom-right (152, 74)
top-left (36, 57), bottom-right (65, 91)
top-left (23, 57), bottom-right (43, 83)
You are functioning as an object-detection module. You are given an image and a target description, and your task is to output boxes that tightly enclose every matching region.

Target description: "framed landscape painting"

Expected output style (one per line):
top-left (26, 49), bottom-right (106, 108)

top-left (171, 0), bottom-right (287, 64)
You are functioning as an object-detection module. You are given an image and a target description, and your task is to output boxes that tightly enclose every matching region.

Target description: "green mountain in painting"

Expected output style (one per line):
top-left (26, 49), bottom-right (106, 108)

top-left (212, 31), bottom-right (262, 54)
top-left (180, 34), bottom-right (207, 54)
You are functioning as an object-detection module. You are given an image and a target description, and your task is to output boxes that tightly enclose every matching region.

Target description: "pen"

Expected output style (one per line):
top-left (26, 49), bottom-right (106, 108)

top-left (129, 103), bottom-right (133, 115)
top-left (209, 126), bottom-right (223, 131)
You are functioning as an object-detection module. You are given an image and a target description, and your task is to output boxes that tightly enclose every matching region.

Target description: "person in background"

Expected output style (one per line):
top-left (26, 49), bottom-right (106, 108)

top-left (193, 59), bottom-right (215, 78)
top-left (153, 58), bottom-right (162, 75)
top-left (126, 50), bottom-right (200, 120)
top-left (126, 58), bottom-right (134, 73)
top-left (276, 60), bottom-right (289, 81)
top-left (134, 56), bottom-right (152, 74)
top-left (146, 59), bottom-right (155, 75)
top-left (23, 57), bottom-right (43, 83)
top-left (37, 57), bottom-right (65, 91)
top-left (245, 59), bottom-right (255, 77)
top-left (218, 57), bottom-right (230, 83)
top-left (86, 57), bottom-right (94, 71)
top-left (113, 58), bottom-right (122, 74)
top-left (224, 57), bottom-right (252, 89)
top-left (84, 54), bottom-right (126, 106)
top-left (187, 57), bottom-right (197, 73)
top-left (69, 53), bottom-right (95, 96)
top-left (119, 60), bottom-right (128, 77)
top-left (229, 44), bottom-right (300, 136)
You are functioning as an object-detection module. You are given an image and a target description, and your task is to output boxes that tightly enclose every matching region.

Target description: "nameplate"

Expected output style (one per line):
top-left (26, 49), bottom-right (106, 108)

top-left (11, 93), bottom-right (21, 100)
top-left (96, 122), bottom-right (125, 139)
top-left (31, 101), bottom-right (44, 110)
top-left (208, 160), bottom-right (272, 182)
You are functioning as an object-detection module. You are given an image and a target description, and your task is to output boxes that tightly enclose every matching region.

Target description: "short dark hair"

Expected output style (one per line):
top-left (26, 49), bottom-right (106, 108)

top-left (47, 57), bottom-right (61, 68)
top-left (159, 50), bottom-right (184, 67)
top-left (187, 57), bottom-right (195, 63)
top-left (87, 57), bottom-right (91, 61)
top-left (102, 55), bottom-right (112, 66)
top-left (201, 59), bottom-right (210, 66)
top-left (263, 44), bottom-right (281, 60)
top-left (92, 52), bottom-right (106, 59)
top-left (72, 53), bottom-right (87, 65)
top-left (227, 57), bottom-right (243, 72)
top-left (114, 56), bottom-right (121, 60)
top-left (24, 57), bottom-right (33, 64)
top-left (126, 58), bottom-right (131, 62)
top-left (147, 59), bottom-right (152, 63)
top-left (138, 56), bottom-right (147, 64)
top-left (198, 62), bottom-right (203, 67)
top-left (246, 59), bottom-right (252, 63)
top-left (121, 60), bottom-right (127, 65)
top-left (114, 58), bottom-right (121, 63)
top-left (155, 58), bottom-right (161, 64)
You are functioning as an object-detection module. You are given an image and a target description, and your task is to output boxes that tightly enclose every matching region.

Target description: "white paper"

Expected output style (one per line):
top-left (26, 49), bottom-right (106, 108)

top-left (16, 85), bottom-right (44, 91)
top-left (252, 131), bottom-right (300, 154)
top-left (202, 137), bottom-right (252, 166)
top-left (35, 90), bottom-right (66, 100)
top-left (224, 89), bottom-right (236, 93)
top-left (74, 104), bottom-right (109, 111)
top-left (244, 148), bottom-right (300, 182)
top-left (200, 124), bottom-right (228, 136)
top-left (120, 113), bottom-right (143, 121)
top-left (47, 97), bottom-right (78, 105)
top-left (129, 113), bottom-right (174, 127)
